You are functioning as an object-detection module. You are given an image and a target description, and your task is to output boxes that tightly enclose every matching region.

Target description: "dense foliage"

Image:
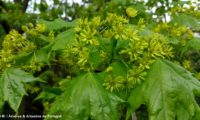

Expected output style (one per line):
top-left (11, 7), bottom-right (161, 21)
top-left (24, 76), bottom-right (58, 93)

top-left (0, 0), bottom-right (200, 120)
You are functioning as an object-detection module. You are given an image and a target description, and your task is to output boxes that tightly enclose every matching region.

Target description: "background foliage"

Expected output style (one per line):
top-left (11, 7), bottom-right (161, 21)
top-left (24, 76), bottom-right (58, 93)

top-left (0, 0), bottom-right (200, 120)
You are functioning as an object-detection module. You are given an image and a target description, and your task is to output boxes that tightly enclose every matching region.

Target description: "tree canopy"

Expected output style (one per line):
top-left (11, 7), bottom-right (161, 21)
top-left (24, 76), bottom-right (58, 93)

top-left (0, 0), bottom-right (200, 120)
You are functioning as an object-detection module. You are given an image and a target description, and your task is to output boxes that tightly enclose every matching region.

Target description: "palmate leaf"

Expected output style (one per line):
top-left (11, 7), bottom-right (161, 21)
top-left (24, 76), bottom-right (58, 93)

top-left (52, 29), bottom-right (76, 51)
top-left (15, 43), bottom-right (53, 66)
top-left (0, 68), bottom-right (38, 113)
top-left (35, 87), bottom-right (62, 101)
top-left (37, 18), bottom-right (76, 31)
top-left (186, 37), bottom-right (200, 51)
top-left (46, 72), bottom-right (123, 120)
top-left (127, 59), bottom-right (200, 120)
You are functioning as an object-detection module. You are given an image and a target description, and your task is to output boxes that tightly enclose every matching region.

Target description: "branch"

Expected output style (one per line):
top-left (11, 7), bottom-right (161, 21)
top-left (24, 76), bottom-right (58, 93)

top-left (0, 1), bottom-right (10, 33)
top-left (14, 0), bottom-right (21, 3)
top-left (132, 112), bottom-right (137, 120)
top-left (0, 20), bottom-right (10, 34)
top-left (22, 0), bottom-right (30, 12)
top-left (0, 0), bottom-right (7, 11)
top-left (14, 0), bottom-right (30, 12)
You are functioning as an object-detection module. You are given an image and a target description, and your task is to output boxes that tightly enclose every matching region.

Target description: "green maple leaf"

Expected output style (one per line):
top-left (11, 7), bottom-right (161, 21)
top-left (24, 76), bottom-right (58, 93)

top-left (52, 29), bottom-right (76, 51)
top-left (15, 43), bottom-right (53, 66)
top-left (46, 72), bottom-right (123, 120)
top-left (127, 59), bottom-right (200, 120)
top-left (38, 18), bottom-right (76, 31)
top-left (0, 68), bottom-right (38, 113)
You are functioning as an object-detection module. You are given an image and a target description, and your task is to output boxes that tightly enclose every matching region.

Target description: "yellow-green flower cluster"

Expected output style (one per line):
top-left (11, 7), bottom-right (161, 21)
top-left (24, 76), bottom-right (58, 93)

top-left (195, 72), bottom-right (200, 80)
top-left (60, 17), bottom-right (102, 71)
top-left (0, 30), bottom-right (36, 71)
top-left (103, 75), bottom-right (126, 92)
top-left (0, 49), bottom-right (14, 70)
top-left (48, 31), bottom-right (55, 41)
top-left (75, 17), bottom-right (101, 46)
top-left (22, 23), bottom-right (46, 36)
top-left (127, 66), bottom-right (147, 85)
top-left (182, 60), bottom-right (192, 71)
top-left (171, 4), bottom-right (200, 18)
top-left (145, 34), bottom-right (173, 58)
top-left (103, 31), bottom-right (173, 92)
top-left (61, 13), bottom-right (140, 72)
top-left (102, 13), bottom-right (131, 40)
top-left (138, 18), bottom-right (145, 28)
top-left (60, 40), bottom-right (90, 72)
top-left (116, 33), bottom-right (173, 91)
top-left (172, 26), bottom-right (193, 40)
top-left (0, 22), bottom-right (49, 73)
top-left (61, 16), bottom-right (104, 71)
top-left (120, 33), bottom-right (173, 62)
top-left (103, 65), bottom-right (147, 92)
top-left (21, 58), bottom-right (44, 72)
top-left (154, 23), bottom-right (193, 46)
top-left (2, 30), bottom-right (36, 53)
top-left (60, 13), bottom-right (174, 91)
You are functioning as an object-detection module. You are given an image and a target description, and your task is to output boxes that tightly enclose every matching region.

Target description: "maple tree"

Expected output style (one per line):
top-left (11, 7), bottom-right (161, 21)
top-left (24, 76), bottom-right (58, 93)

top-left (0, 0), bottom-right (200, 120)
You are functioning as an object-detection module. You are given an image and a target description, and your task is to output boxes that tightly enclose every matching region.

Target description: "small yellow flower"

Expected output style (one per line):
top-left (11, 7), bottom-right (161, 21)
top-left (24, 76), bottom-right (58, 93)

top-left (126, 7), bottom-right (138, 18)
top-left (106, 66), bottom-right (113, 73)
top-left (195, 73), bottom-right (200, 80)
top-left (183, 60), bottom-right (192, 71)
top-left (28, 23), bottom-right (34, 28)
top-left (35, 24), bottom-right (46, 33)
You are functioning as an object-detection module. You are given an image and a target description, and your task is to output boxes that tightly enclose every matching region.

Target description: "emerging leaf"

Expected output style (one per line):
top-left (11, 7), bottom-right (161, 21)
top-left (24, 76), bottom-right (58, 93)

top-left (127, 59), bottom-right (200, 120)
top-left (46, 72), bottom-right (123, 120)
